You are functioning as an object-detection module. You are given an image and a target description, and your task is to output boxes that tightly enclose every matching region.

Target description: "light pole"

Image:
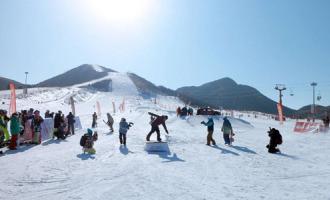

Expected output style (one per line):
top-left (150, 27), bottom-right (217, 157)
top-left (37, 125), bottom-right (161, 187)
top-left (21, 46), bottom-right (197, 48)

top-left (311, 82), bottom-right (317, 122)
top-left (24, 72), bottom-right (29, 96)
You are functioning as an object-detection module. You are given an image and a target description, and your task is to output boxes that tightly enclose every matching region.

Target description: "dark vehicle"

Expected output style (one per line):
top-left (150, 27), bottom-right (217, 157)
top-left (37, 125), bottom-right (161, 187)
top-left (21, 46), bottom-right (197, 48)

top-left (197, 108), bottom-right (221, 116)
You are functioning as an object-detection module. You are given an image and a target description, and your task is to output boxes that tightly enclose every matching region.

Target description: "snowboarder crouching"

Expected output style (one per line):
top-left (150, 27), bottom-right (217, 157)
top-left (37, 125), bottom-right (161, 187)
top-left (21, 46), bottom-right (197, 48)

top-left (80, 129), bottom-right (98, 154)
top-left (266, 128), bottom-right (283, 153)
top-left (201, 117), bottom-right (216, 146)
top-left (119, 118), bottom-right (133, 146)
top-left (146, 112), bottom-right (169, 142)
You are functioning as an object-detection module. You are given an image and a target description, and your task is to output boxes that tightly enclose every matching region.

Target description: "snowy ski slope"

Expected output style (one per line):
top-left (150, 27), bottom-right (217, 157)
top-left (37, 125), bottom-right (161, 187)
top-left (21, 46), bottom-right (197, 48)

top-left (1, 72), bottom-right (330, 200)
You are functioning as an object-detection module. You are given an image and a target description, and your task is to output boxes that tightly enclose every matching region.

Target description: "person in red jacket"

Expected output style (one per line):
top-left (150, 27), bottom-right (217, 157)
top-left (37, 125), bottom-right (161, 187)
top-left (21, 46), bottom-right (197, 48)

top-left (146, 112), bottom-right (169, 142)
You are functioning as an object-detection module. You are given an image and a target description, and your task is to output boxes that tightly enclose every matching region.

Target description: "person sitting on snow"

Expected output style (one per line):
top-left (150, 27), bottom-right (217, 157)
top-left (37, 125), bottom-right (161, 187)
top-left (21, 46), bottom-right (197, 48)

top-left (119, 118), bottom-right (133, 146)
top-left (201, 117), bottom-right (216, 146)
top-left (146, 112), bottom-right (169, 142)
top-left (266, 128), bottom-right (283, 153)
top-left (80, 128), bottom-right (98, 154)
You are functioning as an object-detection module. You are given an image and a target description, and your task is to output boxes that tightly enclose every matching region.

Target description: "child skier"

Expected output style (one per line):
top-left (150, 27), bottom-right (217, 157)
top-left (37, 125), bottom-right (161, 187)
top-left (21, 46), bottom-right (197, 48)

top-left (119, 118), bottom-right (133, 146)
top-left (266, 128), bottom-right (283, 153)
top-left (80, 128), bottom-right (98, 154)
top-left (201, 117), bottom-right (216, 146)
top-left (221, 117), bottom-right (234, 146)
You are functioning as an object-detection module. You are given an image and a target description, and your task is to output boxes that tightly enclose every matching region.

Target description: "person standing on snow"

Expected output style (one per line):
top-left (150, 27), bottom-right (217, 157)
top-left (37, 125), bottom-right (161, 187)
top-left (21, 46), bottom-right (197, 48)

top-left (9, 113), bottom-right (20, 150)
top-left (66, 112), bottom-right (75, 135)
top-left (146, 112), bottom-right (169, 142)
top-left (31, 110), bottom-right (44, 144)
top-left (201, 117), bottom-right (216, 146)
top-left (221, 117), bottom-right (234, 146)
top-left (106, 113), bottom-right (114, 132)
top-left (119, 118), bottom-right (133, 146)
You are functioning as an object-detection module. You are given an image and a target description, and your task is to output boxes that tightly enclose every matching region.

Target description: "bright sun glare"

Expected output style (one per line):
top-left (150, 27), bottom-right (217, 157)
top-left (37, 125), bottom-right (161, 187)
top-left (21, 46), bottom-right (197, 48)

top-left (86, 0), bottom-right (152, 24)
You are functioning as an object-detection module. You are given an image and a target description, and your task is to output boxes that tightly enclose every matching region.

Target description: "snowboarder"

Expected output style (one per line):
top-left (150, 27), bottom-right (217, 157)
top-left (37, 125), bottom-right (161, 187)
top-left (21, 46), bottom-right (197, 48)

top-left (54, 111), bottom-right (65, 139)
top-left (119, 118), bottom-right (133, 146)
top-left (106, 113), bottom-right (114, 132)
top-left (92, 112), bottom-right (97, 128)
top-left (9, 113), bottom-right (20, 150)
top-left (66, 112), bottom-right (75, 135)
top-left (221, 117), bottom-right (234, 146)
top-left (201, 117), bottom-right (216, 146)
top-left (30, 110), bottom-right (44, 144)
top-left (146, 112), bottom-right (169, 142)
top-left (80, 128), bottom-right (98, 154)
top-left (266, 128), bottom-right (283, 153)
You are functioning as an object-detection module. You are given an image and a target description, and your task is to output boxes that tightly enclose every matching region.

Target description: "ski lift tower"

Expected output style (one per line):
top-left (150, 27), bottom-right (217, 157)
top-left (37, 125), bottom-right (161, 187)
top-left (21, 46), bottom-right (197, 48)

top-left (275, 84), bottom-right (286, 106)
top-left (311, 82), bottom-right (318, 122)
top-left (23, 72), bottom-right (29, 97)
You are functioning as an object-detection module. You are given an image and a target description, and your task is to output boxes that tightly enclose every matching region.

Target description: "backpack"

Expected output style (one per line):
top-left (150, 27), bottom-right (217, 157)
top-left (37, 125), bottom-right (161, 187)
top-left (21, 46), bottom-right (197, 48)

top-left (80, 134), bottom-right (88, 147)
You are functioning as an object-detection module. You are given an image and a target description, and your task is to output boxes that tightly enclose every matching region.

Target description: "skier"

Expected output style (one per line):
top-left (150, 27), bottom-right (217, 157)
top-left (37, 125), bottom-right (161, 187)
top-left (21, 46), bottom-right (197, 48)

top-left (181, 107), bottom-right (188, 117)
top-left (106, 113), bottom-right (114, 132)
top-left (266, 128), bottom-right (283, 153)
top-left (119, 118), bottom-right (133, 146)
top-left (9, 113), bottom-right (20, 150)
top-left (146, 112), bottom-right (169, 142)
top-left (201, 117), bottom-right (216, 146)
top-left (80, 128), bottom-right (98, 154)
top-left (221, 117), bottom-right (234, 146)
top-left (66, 112), bottom-right (75, 135)
top-left (92, 112), bottom-right (97, 128)
top-left (30, 110), bottom-right (44, 144)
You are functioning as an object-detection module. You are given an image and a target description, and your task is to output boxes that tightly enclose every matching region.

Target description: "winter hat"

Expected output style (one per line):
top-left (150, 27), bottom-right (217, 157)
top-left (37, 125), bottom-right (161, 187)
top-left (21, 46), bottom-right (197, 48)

top-left (121, 118), bottom-right (126, 122)
top-left (87, 128), bottom-right (93, 136)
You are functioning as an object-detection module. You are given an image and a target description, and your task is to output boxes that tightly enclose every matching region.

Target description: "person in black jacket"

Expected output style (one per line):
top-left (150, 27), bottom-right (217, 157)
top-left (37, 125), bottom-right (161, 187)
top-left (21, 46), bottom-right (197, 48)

top-left (266, 128), bottom-right (283, 153)
top-left (53, 111), bottom-right (65, 139)
top-left (92, 112), bottom-right (97, 128)
top-left (146, 112), bottom-right (169, 142)
top-left (66, 112), bottom-right (75, 135)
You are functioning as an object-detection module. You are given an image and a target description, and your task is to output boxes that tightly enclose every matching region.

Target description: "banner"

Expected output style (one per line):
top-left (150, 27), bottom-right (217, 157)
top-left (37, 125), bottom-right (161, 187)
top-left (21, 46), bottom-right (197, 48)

top-left (277, 103), bottom-right (284, 124)
top-left (9, 82), bottom-right (16, 115)
top-left (294, 122), bottom-right (320, 133)
top-left (112, 101), bottom-right (116, 113)
top-left (70, 96), bottom-right (76, 115)
top-left (96, 101), bottom-right (101, 116)
top-left (119, 98), bottom-right (125, 112)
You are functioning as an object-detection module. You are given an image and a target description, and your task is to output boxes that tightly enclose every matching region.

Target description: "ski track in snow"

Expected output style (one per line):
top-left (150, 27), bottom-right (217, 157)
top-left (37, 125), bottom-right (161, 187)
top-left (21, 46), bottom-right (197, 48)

top-left (1, 75), bottom-right (330, 200)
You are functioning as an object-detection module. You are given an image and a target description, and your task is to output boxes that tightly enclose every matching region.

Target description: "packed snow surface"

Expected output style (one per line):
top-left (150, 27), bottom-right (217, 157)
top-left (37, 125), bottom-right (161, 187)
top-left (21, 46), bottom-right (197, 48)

top-left (1, 75), bottom-right (330, 200)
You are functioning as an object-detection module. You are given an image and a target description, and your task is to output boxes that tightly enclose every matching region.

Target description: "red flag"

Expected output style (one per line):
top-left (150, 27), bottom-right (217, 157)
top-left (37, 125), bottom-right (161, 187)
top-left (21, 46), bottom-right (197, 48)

top-left (9, 82), bottom-right (16, 115)
top-left (277, 103), bottom-right (284, 124)
top-left (96, 101), bottom-right (101, 116)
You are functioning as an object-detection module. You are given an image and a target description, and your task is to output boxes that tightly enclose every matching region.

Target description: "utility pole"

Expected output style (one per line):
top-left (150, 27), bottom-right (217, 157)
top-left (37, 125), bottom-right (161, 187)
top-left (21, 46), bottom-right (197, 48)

top-left (24, 72), bottom-right (29, 97)
top-left (311, 82), bottom-right (317, 122)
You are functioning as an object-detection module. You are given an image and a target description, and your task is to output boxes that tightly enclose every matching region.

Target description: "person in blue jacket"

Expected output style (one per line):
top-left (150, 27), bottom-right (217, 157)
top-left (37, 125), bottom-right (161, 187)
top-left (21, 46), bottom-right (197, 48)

top-left (119, 118), bottom-right (133, 146)
top-left (201, 117), bottom-right (216, 146)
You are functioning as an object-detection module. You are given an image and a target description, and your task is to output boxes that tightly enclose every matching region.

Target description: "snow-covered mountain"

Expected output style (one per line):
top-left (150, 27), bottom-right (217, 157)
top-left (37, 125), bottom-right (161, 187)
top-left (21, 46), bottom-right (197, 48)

top-left (0, 76), bottom-right (25, 90)
top-left (36, 64), bottom-right (116, 87)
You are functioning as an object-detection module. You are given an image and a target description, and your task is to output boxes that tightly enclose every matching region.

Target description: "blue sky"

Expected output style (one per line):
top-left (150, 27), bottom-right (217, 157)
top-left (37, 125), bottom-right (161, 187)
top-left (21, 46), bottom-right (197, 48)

top-left (1, 0), bottom-right (330, 109)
